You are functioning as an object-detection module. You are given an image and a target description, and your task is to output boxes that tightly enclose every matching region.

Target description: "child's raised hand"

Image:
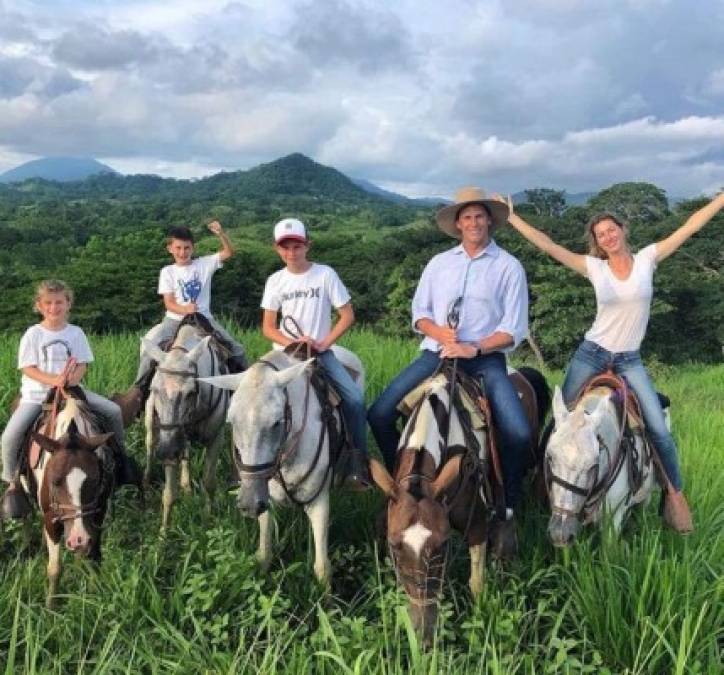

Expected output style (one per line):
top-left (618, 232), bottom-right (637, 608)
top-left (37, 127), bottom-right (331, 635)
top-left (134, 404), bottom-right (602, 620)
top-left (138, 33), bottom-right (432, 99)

top-left (207, 220), bottom-right (223, 235)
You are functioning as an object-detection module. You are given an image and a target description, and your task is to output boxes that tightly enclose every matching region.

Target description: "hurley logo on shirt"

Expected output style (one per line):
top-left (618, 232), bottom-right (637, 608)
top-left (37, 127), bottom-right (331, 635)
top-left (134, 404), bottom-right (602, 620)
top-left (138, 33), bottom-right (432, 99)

top-left (281, 287), bottom-right (321, 302)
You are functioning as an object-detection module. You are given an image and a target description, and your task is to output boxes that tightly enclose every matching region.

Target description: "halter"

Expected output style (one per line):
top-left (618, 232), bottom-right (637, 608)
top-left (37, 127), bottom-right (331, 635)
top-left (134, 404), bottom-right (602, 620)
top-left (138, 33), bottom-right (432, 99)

top-left (234, 357), bottom-right (334, 507)
top-left (154, 344), bottom-right (226, 432)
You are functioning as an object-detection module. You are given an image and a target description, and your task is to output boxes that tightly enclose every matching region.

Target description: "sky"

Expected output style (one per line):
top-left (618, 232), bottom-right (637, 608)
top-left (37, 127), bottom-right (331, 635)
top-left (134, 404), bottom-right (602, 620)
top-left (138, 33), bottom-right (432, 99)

top-left (1, 0), bottom-right (723, 198)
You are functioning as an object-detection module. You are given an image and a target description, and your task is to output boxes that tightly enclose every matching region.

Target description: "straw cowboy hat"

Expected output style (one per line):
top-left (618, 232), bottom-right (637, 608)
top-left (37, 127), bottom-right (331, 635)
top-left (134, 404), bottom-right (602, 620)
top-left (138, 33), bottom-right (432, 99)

top-left (435, 187), bottom-right (510, 238)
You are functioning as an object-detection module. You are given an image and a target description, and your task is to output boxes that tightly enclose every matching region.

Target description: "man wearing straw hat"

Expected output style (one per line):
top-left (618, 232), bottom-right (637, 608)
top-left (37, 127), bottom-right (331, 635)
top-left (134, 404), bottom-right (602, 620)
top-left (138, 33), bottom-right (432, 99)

top-left (368, 187), bottom-right (531, 558)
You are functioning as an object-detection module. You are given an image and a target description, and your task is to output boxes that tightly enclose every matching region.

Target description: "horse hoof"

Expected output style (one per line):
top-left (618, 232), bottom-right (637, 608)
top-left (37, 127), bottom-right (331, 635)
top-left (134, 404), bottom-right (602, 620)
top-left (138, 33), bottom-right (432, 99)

top-left (255, 554), bottom-right (271, 573)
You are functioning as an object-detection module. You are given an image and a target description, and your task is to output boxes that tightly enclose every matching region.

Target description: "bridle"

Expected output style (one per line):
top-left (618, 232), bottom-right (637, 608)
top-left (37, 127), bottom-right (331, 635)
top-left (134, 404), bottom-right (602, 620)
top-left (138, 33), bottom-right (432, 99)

top-left (155, 344), bottom-right (226, 432)
top-left (545, 428), bottom-right (626, 522)
top-left (234, 357), bottom-right (334, 507)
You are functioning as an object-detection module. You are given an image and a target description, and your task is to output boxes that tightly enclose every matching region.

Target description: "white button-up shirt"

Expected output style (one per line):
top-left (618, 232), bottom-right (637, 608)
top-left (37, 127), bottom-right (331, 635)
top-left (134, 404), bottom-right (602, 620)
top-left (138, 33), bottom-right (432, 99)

top-left (411, 240), bottom-right (529, 352)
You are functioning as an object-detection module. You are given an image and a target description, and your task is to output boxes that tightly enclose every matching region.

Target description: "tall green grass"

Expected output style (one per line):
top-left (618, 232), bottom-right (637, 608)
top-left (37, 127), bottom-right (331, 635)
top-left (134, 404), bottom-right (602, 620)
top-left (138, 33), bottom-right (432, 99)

top-left (0, 329), bottom-right (721, 673)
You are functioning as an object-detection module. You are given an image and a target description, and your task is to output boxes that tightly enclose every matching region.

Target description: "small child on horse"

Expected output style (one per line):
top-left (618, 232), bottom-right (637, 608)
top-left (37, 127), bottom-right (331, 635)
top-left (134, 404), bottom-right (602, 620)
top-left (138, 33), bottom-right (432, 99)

top-left (120, 221), bottom-right (247, 414)
top-left (261, 218), bottom-right (370, 489)
top-left (1, 279), bottom-right (139, 519)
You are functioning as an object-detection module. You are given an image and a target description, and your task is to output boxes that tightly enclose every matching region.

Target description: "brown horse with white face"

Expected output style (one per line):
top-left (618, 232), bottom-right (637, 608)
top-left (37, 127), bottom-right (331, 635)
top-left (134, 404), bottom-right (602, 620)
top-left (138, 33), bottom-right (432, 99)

top-left (23, 394), bottom-right (116, 607)
top-left (370, 367), bottom-right (548, 646)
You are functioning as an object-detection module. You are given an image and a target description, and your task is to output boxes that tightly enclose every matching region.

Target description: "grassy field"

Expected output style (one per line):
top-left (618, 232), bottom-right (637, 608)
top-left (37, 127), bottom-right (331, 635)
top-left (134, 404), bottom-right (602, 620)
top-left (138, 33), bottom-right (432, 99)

top-left (0, 329), bottom-right (721, 673)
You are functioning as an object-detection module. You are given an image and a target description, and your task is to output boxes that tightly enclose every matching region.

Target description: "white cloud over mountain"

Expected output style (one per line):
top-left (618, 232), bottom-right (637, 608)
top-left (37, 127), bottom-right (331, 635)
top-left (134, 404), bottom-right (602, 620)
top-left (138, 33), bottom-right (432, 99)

top-left (0, 0), bottom-right (722, 197)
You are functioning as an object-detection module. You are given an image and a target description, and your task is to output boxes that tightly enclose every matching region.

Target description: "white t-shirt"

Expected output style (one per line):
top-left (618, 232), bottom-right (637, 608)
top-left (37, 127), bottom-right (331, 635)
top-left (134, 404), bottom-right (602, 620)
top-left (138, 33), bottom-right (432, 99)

top-left (584, 244), bottom-right (657, 353)
top-left (158, 253), bottom-right (222, 321)
top-left (261, 263), bottom-right (351, 347)
top-left (18, 324), bottom-right (94, 404)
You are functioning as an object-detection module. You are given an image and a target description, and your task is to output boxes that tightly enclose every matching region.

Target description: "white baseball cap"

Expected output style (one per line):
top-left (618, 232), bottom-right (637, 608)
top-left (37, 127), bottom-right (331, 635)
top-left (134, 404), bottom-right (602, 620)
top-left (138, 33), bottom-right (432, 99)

top-left (274, 218), bottom-right (308, 244)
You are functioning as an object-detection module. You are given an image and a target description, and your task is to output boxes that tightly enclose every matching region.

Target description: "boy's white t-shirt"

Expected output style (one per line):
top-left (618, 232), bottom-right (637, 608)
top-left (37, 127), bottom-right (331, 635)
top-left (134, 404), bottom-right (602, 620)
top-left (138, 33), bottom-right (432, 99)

top-left (261, 263), bottom-right (351, 347)
top-left (158, 253), bottom-right (222, 321)
top-left (584, 244), bottom-right (657, 353)
top-left (18, 324), bottom-right (94, 404)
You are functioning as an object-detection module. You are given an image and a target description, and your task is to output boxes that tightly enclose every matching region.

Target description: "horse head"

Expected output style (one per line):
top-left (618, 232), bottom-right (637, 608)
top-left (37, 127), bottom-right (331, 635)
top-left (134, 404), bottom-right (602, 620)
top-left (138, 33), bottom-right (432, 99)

top-left (34, 419), bottom-right (113, 555)
top-left (371, 451), bottom-right (462, 645)
top-left (143, 333), bottom-right (211, 461)
top-left (546, 386), bottom-right (611, 546)
top-left (201, 354), bottom-right (314, 517)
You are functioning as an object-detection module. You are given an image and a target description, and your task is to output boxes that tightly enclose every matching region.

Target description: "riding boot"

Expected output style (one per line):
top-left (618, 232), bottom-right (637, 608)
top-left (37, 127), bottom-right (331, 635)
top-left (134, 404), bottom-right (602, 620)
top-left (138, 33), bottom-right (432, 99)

top-left (226, 354), bottom-right (248, 374)
top-left (662, 489), bottom-right (694, 534)
top-left (2, 481), bottom-right (32, 520)
top-left (343, 448), bottom-right (371, 491)
top-left (114, 449), bottom-right (143, 488)
top-left (488, 512), bottom-right (518, 561)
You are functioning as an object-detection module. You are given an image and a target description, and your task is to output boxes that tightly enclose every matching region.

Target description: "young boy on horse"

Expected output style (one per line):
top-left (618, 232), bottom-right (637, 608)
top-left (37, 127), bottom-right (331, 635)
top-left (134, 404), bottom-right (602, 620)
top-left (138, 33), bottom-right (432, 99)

top-left (260, 218), bottom-right (370, 490)
top-left (1, 280), bottom-right (139, 519)
top-left (367, 188), bottom-right (532, 559)
top-left (120, 221), bottom-right (247, 414)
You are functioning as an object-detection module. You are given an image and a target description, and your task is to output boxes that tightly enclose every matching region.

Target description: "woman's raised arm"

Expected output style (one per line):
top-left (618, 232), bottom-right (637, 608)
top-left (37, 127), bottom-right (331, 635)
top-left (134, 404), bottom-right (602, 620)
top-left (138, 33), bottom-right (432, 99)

top-left (654, 193), bottom-right (724, 263)
top-left (502, 195), bottom-right (588, 276)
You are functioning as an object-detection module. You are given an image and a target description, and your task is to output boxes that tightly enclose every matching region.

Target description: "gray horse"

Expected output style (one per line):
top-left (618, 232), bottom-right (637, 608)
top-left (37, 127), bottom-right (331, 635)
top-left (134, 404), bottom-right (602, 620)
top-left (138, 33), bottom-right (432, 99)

top-left (201, 346), bottom-right (364, 584)
top-left (142, 324), bottom-right (230, 529)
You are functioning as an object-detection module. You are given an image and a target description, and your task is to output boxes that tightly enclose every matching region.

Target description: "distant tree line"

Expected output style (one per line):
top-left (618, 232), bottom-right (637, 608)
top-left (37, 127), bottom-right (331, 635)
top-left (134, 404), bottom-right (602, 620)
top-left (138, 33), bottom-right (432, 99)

top-left (0, 174), bottom-right (721, 368)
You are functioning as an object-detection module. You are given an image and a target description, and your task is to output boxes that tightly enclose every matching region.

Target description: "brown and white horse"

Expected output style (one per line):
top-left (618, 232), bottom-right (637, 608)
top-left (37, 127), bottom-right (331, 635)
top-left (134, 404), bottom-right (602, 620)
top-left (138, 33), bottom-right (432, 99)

top-left (370, 366), bottom-right (549, 645)
top-left (22, 392), bottom-right (116, 607)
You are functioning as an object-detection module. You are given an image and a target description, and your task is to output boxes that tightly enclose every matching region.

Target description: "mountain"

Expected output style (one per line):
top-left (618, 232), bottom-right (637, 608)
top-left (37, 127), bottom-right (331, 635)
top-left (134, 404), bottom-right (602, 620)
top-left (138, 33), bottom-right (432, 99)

top-left (0, 156), bottom-right (118, 183)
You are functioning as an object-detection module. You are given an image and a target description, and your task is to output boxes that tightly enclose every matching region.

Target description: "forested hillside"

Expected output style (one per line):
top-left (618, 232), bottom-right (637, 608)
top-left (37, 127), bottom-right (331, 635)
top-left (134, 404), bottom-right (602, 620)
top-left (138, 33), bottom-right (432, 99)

top-left (0, 154), bottom-right (721, 366)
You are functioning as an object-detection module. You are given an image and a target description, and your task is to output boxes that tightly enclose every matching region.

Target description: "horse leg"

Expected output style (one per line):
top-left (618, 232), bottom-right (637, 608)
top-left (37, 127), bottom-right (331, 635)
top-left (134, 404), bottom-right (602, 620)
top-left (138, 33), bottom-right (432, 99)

top-left (305, 491), bottom-right (332, 585)
top-left (468, 542), bottom-right (487, 596)
top-left (256, 510), bottom-right (273, 572)
top-left (202, 431), bottom-right (223, 499)
top-left (161, 462), bottom-right (179, 531)
top-left (45, 529), bottom-right (61, 609)
top-left (143, 395), bottom-right (155, 487)
top-left (180, 456), bottom-right (192, 495)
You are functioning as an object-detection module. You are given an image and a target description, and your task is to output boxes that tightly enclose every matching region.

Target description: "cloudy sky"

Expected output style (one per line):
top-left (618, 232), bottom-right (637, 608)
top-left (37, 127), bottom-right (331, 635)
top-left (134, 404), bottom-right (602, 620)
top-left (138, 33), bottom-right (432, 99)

top-left (1, 0), bottom-right (723, 197)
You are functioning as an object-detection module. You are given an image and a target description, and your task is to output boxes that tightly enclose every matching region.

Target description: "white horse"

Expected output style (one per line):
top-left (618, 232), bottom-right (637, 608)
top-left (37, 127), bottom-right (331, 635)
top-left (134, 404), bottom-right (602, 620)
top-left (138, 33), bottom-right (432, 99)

top-left (142, 324), bottom-right (230, 529)
top-left (201, 345), bottom-right (364, 584)
top-left (546, 385), bottom-right (657, 546)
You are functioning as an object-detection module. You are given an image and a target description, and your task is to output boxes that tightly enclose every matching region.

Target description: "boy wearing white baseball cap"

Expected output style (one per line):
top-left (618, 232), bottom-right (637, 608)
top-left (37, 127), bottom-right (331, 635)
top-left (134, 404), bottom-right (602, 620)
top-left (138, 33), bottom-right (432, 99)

top-left (260, 218), bottom-right (370, 489)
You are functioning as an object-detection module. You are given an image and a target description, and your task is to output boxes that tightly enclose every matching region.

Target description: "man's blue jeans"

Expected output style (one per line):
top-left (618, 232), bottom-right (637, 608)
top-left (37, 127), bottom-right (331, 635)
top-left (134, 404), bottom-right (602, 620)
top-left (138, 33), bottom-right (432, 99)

top-left (368, 350), bottom-right (533, 509)
top-left (562, 340), bottom-right (682, 490)
top-left (317, 350), bottom-right (368, 454)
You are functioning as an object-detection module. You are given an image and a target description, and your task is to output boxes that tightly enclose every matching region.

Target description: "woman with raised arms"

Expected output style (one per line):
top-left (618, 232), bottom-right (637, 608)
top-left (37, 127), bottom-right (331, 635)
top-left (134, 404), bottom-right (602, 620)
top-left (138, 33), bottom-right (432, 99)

top-left (503, 192), bottom-right (724, 534)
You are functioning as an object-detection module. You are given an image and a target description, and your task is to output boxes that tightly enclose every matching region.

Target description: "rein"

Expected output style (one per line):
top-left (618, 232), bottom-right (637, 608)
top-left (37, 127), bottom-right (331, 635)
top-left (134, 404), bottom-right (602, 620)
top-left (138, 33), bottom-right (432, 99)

top-left (546, 373), bottom-right (651, 521)
top-left (155, 343), bottom-right (228, 432)
top-left (235, 357), bottom-right (332, 507)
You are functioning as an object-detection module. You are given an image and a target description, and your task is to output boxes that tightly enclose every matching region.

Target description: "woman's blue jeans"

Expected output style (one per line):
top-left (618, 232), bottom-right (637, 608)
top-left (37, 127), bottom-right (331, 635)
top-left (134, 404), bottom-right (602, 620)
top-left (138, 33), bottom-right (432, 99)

top-left (562, 340), bottom-right (682, 490)
top-left (368, 350), bottom-right (532, 509)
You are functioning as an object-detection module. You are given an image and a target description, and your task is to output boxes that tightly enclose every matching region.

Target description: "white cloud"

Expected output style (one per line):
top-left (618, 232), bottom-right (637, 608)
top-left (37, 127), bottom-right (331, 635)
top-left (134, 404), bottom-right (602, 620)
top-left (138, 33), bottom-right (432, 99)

top-left (0, 0), bottom-right (722, 197)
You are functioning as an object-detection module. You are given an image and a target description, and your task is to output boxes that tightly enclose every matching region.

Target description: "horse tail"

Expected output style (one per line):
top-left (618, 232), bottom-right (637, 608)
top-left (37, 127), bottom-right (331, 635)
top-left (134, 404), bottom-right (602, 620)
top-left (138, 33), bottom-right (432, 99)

top-left (517, 366), bottom-right (551, 429)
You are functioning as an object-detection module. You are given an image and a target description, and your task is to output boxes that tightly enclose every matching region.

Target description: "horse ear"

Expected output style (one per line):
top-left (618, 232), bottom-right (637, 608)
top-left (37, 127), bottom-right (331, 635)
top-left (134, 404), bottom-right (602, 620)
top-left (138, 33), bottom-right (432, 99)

top-left (552, 386), bottom-right (569, 425)
top-left (274, 358), bottom-right (314, 388)
top-left (369, 458), bottom-right (399, 501)
top-left (141, 338), bottom-right (168, 364)
top-left (431, 454), bottom-right (462, 498)
top-left (188, 336), bottom-right (212, 363)
top-left (199, 372), bottom-right (246, 391)
top-left (30, 431), bottom-right (64, 454)
top-left (586, 394), bottom-right (609, 428)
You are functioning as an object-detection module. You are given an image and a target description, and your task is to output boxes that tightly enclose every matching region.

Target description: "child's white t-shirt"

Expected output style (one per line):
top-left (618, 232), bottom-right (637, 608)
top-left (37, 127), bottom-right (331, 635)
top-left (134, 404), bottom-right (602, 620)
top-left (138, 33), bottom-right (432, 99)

top-left (584, 244), bottom-right (657, 353)
top-left (158, 253), bottom-right (222, 321)
top-left (18, 324), bottom-right (94, 404)
top-left (261, 263), bottom-right (351, 346)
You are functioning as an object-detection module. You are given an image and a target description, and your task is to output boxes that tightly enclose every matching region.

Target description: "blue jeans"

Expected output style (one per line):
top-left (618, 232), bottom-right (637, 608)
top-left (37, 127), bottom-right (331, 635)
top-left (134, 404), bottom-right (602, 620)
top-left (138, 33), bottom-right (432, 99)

top-left (368, 350), bottom-right (533, 509)
top-left (562, 340), bottom-right (682, 490)
top-left (316, 350), bottom-right (368, 455)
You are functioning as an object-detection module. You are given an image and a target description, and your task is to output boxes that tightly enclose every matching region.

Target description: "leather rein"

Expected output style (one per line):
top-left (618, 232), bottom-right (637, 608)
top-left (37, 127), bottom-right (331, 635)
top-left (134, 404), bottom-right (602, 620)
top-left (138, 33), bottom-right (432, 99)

top-left (234, 357), bottom-right (334, 507)
top-left (155, 344), bottom-right (228, 432)
top-left (545, 373), bottom-right (650, 522)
